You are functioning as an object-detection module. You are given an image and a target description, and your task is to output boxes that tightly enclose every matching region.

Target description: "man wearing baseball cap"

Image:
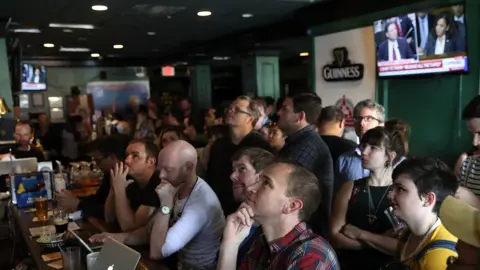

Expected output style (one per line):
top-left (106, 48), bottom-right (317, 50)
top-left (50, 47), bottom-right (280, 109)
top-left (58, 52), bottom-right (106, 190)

top-left (440, 195), bottom-right (480, 269)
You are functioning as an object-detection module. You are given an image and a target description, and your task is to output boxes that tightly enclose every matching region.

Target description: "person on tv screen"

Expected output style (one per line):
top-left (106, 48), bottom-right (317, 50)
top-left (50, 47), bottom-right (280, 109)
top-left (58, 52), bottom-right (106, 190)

top-left (377, 21), bottom-right (414, 61)
top-left (451, 4), bottom-right (466, 51)
top-left (425, 13), bottom-right (461, 56)
top-left (416, 12), bottom-right (436, 55)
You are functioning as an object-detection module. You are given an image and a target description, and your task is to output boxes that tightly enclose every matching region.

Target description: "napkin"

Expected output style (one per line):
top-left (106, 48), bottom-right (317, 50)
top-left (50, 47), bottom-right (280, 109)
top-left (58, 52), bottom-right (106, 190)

top-left (29, 225), bottom-right (56, 237)
top-left (41, 252), bottom-right (61, 262)
top-left (68, 222), bottom-right (81, 231)
top-left (47, 259), bottom-right (63, 269)
top-left (32, 211), bottom-right (53, 222)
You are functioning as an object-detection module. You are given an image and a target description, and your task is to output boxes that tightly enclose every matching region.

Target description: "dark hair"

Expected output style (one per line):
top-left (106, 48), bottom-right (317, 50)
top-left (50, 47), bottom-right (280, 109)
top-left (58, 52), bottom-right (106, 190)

top-left (361, 120), bottom-right (409, 166)
top-left (15, 120), bottom-right (33, 132)
top-left (317, 105), bottom-right (343, 124)
top-left (206, 124), bottom-right (229, 139)
top-left (283, 162), bottom-right (321, 221)
top-left (384, 21), bottom-right (397, 33)
top-left (128, 138), bottom-right (159, 164)
top-left (462, 96), bottom-right (480, 119)
top-left (290, 93), bottom-right (323, 125)
top-left (138, 105), bottom-right (148, 115)
top-left (163, 106), bottom-right (185, 124)
top-left (264, 97), bottom-right (275, 107)
top-left (385, 119), bottom-right (410, 156)
top-left (232, 147), bottom-right (275, 173)
top-left (158, 126), bottom-right (187, 149)
top-left (434, 13), bottom-right (455, 39)
top-left (93, 134), bottom-right (132, 160)
top-left (392, 157), bottom-right (459, 213)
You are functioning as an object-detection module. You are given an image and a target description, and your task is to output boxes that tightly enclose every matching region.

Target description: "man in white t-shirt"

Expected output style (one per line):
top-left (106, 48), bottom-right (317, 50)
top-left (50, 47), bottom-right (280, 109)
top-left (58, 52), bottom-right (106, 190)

top-left (90, 141), bottom-right (225, 269)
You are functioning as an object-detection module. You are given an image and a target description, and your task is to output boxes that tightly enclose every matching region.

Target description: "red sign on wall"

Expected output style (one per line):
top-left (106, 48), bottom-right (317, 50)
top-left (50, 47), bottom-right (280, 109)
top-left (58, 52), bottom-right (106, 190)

top-left (162, 66), bottom-right (175, 77)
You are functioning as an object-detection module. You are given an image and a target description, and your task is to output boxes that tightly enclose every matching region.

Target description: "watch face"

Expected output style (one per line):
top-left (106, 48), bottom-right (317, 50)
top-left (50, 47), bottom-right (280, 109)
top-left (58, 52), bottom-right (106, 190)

top-left (161, 206), bottom-right (170, 215)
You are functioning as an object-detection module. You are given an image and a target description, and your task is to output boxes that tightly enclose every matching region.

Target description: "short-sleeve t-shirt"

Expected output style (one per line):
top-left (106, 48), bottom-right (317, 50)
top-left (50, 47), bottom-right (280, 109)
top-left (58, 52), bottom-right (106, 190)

top-left (399, 221), bottom-right (458, 270)
top-left (125, 171), bottom-right (160, 211)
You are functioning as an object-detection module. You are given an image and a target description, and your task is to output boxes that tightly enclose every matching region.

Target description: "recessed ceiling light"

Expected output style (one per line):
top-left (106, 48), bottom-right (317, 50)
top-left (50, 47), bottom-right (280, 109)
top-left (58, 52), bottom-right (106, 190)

top-left (147, 32), bottom-right (156, 36)
top-left (213, 56), bottom-right (230, 61)
top-left (49, 23), bottom-right (95, 29)
top-left (299, 52), bottom-right (309, 57)
top-left (242, 13), bottom-right (253, 18)
top-left (113, 44), bottom-right (124, 49)
top-left (63, 29), bottom-right (73, 33)
top-left (43, 43), bottom-right (55, 48)
top-left (197, 10), bottom-right (212, 17)
top-left (91, 53), bottom-right (100, 58)
top-left (13, 28), bottom-right (41, 33)
top-left (60, 47), bottom-right (90, 52)
top-left (92, 5), bottom-right (108, 11)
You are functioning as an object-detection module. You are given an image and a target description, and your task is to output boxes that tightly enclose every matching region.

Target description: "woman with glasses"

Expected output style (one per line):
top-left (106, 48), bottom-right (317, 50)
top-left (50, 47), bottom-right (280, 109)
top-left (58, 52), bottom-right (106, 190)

top-left (230, 147), bottom-right (275, 267)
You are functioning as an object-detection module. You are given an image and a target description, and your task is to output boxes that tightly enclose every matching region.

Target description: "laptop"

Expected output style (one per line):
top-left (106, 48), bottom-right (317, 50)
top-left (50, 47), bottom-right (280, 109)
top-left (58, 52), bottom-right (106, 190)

top-left (92, 238), bottom-right (141, 270)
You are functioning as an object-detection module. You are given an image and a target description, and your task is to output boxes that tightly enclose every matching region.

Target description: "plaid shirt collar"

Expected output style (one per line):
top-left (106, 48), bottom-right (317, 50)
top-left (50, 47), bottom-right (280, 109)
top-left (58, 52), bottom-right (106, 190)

top-left (284, 125), bottom-right (315, 145)
top-left (262, 222), bottom-right (309, 254)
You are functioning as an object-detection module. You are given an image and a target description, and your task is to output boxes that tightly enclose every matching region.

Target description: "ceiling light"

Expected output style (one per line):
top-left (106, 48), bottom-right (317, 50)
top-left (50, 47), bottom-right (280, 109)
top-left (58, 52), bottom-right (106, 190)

top-left (91, 53), bottom-right (100, 58)
top-left (113, 44), bottom-right (124, 49)
top-left (213, 56), bottom-right (230, 61)
top-left (147, 32), bottom-right (156, 36)
top-left (13, 28), bottom-right (41, 33)
top-left (242, 13), bottom-right (253, 18)
top-left (63, 29), bottom-right (73, 33)
top-left (43, 43), bottom-right (55, 48)
top-left (60, 47), bottom-right (90, 52)
top-left (92, 5), bottom-right (108, 11)
top-left (299, 52), bottom-right (309, 57)
top-left (197, 10), bottom-right (212, 17)
top-left (49, 23), bottom-right (95, 29)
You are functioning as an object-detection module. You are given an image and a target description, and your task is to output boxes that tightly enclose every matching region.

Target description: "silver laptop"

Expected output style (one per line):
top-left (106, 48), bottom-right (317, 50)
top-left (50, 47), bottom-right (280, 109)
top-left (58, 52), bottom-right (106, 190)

top-left (92, 238), bottom-right (141, 270)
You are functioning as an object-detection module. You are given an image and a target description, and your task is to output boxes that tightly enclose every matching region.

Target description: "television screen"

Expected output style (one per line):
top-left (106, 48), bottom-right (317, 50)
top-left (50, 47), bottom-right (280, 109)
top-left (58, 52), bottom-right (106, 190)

top-left (374, 3), bottom-right (467, 77)
top-left (21, 64), bottom-right (47, 90)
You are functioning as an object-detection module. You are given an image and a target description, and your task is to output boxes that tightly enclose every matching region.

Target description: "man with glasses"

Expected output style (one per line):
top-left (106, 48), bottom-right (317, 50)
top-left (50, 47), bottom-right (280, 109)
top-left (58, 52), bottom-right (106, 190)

top-left (104, 138), bottom-right (160, 231)
top-left (207, 96), bottom-right (272, 216)
top-left (335, 99), bottom-right (385, 191)
top-left (230, 147), bottom-right (275, 266)
top-left (57, 135), bottom-right (131, 219)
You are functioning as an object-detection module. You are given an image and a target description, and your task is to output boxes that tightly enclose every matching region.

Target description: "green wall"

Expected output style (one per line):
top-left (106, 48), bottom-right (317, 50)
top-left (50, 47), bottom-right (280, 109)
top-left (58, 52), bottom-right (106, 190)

top-left (310, 0), bottom-right (480, 164)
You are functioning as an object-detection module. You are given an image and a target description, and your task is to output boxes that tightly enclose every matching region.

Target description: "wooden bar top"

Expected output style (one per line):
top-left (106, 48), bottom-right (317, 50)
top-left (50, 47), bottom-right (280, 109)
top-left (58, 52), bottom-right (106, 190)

top-left (10, 202), bottom-right (169, 270)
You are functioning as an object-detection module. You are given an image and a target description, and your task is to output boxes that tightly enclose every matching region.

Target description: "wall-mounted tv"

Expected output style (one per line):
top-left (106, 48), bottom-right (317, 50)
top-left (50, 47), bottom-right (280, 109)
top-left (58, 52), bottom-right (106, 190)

top-left (21, 64), bottom-right (47, 90)
top-left (374, 3), bottom-right (467, 77)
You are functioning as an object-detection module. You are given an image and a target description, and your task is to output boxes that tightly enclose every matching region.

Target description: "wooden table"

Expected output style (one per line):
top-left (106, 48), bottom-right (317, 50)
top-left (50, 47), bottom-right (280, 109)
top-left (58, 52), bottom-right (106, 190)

top-left (10, 202), bottom-right (170, 270)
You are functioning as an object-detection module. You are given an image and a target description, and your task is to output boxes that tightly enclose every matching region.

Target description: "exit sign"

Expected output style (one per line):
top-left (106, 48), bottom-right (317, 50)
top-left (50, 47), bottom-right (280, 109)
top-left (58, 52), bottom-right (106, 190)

top-left (162, 66), bottom-right (175, 76)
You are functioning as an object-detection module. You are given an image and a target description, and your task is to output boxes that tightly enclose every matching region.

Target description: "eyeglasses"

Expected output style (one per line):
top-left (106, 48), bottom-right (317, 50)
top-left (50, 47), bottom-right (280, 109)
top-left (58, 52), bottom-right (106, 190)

top-left (225, 106), bottom-right (252, 116)
top-left (354, 115), bottom-right (383, 123)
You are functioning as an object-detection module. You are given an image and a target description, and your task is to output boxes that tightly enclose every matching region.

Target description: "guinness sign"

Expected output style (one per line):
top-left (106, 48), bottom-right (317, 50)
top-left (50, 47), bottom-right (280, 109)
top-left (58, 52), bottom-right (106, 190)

top-left (322, 47), bottom-right (364, 82)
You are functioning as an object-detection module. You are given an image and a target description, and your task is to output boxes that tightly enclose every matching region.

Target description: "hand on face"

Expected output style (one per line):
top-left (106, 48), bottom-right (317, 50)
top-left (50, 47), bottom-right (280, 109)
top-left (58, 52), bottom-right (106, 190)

top-left (110, 162), bottom-right (133, 192)
top-left (155, 180), bottom-right (182, 205)
top-left (222, 203), bottom-right (255, 246)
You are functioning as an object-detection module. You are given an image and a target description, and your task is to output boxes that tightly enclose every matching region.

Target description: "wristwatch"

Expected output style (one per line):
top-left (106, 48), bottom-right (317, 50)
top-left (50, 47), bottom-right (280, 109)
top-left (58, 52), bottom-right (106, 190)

top-left (160, 206), bottom-right (171, 215)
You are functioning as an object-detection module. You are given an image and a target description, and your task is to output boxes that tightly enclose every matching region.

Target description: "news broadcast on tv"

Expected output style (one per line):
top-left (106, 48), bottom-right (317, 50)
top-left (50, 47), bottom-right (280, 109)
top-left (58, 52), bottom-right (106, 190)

top-left (21, 64), bottom-right (47, 91)
top-left (374, 3), bottom-right (467, 77)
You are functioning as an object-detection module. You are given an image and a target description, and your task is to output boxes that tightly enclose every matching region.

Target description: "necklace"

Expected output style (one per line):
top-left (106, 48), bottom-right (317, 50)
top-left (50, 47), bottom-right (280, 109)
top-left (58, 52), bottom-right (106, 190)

top-left (366, 180), bottom-right (392, 224)
top-left (171, 177), bottom-right (199, 222)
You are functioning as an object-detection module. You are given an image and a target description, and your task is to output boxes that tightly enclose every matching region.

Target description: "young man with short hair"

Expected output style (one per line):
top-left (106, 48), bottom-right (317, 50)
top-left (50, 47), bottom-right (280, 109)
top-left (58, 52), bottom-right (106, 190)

top-left (218, 162), bottom-right (339, 270)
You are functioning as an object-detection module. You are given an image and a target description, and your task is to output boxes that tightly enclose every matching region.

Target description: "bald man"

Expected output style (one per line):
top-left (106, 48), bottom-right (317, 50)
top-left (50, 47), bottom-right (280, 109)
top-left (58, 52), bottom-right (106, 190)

top-left (90, 141), bottom-right (225, 270)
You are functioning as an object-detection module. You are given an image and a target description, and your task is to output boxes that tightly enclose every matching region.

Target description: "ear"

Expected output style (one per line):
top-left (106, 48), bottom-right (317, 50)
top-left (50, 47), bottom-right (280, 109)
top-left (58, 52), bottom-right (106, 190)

top-left (388, 151), bottom-right (397, 165)
top-left (338, 120), bottom-right (345, 129)
top-left (147, 156), bottom-right (157, 167)
top-left (422, 191), bottom-right (436, 208)
top-left (282, 197), bottom-right (303, 216)
top-left (184, 161), bottom-right (194, 172)
top-left (297, 111), bottom-right (307, 123)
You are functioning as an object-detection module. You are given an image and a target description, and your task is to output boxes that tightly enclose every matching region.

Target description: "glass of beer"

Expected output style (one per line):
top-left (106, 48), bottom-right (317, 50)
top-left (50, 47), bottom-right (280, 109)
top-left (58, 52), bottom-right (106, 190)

top-left (35, 196), bottom-right (49, 221)
top-left (54, 208), bottom-right (68, 233)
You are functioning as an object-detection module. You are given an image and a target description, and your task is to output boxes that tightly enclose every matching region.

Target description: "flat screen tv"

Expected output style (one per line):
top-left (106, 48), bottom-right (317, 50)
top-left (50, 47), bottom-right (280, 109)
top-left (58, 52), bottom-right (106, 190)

top-left (374, 3), bottom-right (467, 77)
top-left (21, 64), bottom-right (47, 90)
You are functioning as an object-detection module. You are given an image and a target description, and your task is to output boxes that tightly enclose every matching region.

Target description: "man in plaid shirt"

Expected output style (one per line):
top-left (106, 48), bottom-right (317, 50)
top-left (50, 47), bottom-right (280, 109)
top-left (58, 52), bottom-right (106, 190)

top-left (217, 162), bottom-right (339, 270)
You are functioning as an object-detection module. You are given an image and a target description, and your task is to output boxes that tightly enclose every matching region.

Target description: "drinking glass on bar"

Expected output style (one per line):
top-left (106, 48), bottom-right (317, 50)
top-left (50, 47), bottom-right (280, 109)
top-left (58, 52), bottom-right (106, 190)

top-left (54, 208), bottom-right (68, 233)
top-left (35, 196), bottom-right (48, 221)
top-left (62, 247), bottom-right (81, 270)
top-left (384, 206), bottom-right (405, 232)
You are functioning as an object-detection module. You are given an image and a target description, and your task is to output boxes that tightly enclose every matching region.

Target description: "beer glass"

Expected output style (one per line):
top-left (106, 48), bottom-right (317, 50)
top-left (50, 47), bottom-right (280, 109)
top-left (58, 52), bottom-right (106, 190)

top-left (54, 208), bottom-right (68, 233)
top-left (35, 196), bottom-right (48, 221)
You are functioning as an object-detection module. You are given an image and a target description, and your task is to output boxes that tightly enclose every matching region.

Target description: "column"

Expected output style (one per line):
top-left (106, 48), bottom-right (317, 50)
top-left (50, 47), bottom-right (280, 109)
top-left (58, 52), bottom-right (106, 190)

top-left (0, 38), bottom-right (14, 140)
top-left (191, 65), bottom-right (212, 110)
top-left (241, 51), bottom-right (281, 99)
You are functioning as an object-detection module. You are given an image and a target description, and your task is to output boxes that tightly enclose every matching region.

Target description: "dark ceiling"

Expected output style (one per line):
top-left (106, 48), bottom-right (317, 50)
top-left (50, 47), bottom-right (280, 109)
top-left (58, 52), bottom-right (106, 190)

top-left (2, 0), bottom-right (322, 61)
